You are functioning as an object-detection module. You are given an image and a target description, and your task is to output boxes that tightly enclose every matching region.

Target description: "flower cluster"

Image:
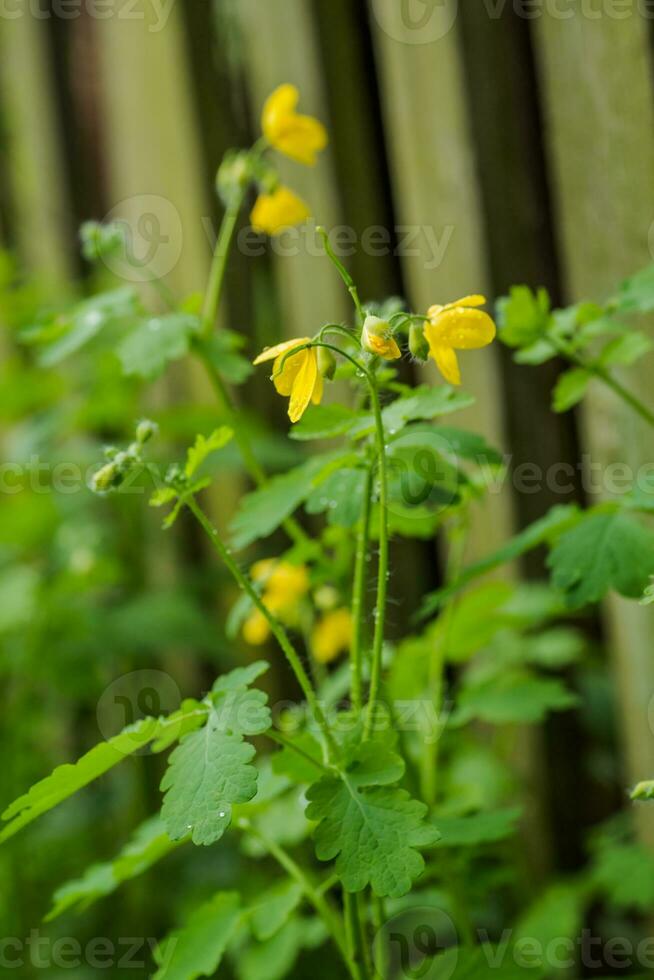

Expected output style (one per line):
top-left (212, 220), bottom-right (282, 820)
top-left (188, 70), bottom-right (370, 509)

top-left (253, 295), bottom-right (496, 422)
top-left (250, 84), bottom-right (328, 236)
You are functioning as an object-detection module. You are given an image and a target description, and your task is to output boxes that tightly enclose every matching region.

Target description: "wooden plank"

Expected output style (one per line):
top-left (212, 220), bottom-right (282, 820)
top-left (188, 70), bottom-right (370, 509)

top-left (534, 10), bottom-right (654, 845)
top-left (370, 0), bottom-right (515, 560)
top-left (0, 13), bottom-right (74, 282)
top-left (236, 0), bottom-right (349, 336)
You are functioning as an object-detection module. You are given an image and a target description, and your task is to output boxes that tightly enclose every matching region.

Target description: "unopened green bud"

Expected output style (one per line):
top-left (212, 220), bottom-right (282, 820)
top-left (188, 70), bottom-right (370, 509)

top-left (409, 322), bottom-right (430, 361)
top-left (136, 419), bottom-right (158, 445)
top-left (92, 461), bottom-right (120, 493)
top-left (217, 150), bottom-right (252, 206)
top-left (317, 346), bottom-right (336, 380)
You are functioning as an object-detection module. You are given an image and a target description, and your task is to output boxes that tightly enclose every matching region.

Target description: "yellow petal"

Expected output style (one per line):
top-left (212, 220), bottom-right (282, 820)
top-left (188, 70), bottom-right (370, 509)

top-left (429, 342), bottom-right (461, 386)
top-left (435, 308), bottom-right (496, 350)
top-left (444, 294), bottom-right (487, 310)
top-left (243, 609), bottom-right (270, 646)
top-left (311, 369), bottom-right (324, 406)
top-left (273, 347), bottom-right (309, 397)
top-left (262, 83), bottom-right (328, 166)
top-left (288, 349), bottom-right (318, 423)
top-left (311, 608), bottom-right (353, 664)
top-left (368, 333), bottom-right (401, 360)
top-left (253, 336), bottom-right (312, 366)
top-left (250, 187), bottom-right (311, 236)
top-left (262, 84), bottom-right (299, 135)
top-left (425, 308), bottom-right (495, 351)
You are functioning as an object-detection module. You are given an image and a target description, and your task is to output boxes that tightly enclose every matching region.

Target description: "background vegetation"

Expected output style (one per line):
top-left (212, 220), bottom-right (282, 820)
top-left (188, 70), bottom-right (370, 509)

top-left (1, 1), bottom-right (654, 977)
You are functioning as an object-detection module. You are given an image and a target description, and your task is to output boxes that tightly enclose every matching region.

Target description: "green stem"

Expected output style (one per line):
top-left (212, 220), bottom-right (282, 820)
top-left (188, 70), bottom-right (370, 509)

top-left (200, 191), bottom-right (245, 342)
top-left (317, 225), bottom-right (364, 322)
top-left (363, 373), bottom-right (389, 740)
top-left (350, 463), bottom-right (373, 715)
top-left (422, 511), bottom-right (469, 805)
top-left (551, 337), bottom-right (654, 429)
top-left (344, 892), bottom-right (366, 980)
top-left (186, 496), bottom-right (338, 760)
top-left (242, 821), bottom-right (358, 979)
top-left (264, 728), bottom-right (329, 774)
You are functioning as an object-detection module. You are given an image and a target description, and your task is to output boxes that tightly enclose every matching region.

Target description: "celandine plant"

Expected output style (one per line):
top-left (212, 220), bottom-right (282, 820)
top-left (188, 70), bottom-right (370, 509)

top-left (4, 85), bottom-right (654, 979)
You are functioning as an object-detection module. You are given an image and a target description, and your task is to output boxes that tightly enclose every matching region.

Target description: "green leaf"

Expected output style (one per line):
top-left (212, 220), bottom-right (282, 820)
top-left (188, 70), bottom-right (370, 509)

top-left (433, 807), bottom-right (521, 847)
top-left (46, 816), bottom-right (180, 921)
top-left (271, 732), bottom-right (325, 784)
top-left (454, 674), bottom-right (578, 726)
top-left (237, 918), bottom-right (326, 980)
top-left (229, 453), bottom-right (346, 549)
top-left (613, 264), bottom-right (654, 314)
top-left (598, 331), bottom-right (652, 367)
top-left (589, 841), bottom-right (654, 911)
top-left (552, 367), bottom-right (591, 412)
top-left (248, 881), bottom-right (303, 941)
top-left (203, 329), bottom-right (254, 384)
top-left (305, 467), bottom-right (367, 527)
top-left (118, 313), bottom-right (199, 379)
top-left (306, 738), bottom-right (439, 897)
top-left (1, 704), bottom-right (207, 843)
top-left (420, 505), bottom-right (580, 619)
top-left (161, 665), bottom-right (270, 845)
top-left (514, 882), bottom-right (585, 965)
top-left (153, 892), bottom-right (241, 980)
top-left (37, 288), bottom-right (140, 366)
top-left (185, 426), bottom-right (233, 478)
top-left (353, 385), bottom-right (475, 439)
top-left (290, 404), bottom-right (363, 441)
top-left (547, 509), bottom-right (654, 608)
top-left (497, 285), bottom-right (551, 348)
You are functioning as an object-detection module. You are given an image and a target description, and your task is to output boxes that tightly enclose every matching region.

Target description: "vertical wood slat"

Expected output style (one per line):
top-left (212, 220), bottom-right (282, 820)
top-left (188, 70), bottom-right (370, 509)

top-left (369, 0), bottom-right (515, 562)
top-left (0, 13), bottom-right (74, 283)
top-left (237, 0), bottom-right (349, 337)
top-left (534, 10), bottom-right (654, 846)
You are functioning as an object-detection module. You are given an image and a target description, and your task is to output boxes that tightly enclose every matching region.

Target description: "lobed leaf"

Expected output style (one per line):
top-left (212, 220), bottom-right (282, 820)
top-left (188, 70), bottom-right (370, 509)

top-left (152, 892), bottom-right (241, 980)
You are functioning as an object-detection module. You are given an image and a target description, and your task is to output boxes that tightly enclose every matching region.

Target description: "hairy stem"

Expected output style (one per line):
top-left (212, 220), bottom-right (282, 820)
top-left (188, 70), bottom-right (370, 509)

top-left (186, 496), bottom-right (337, 760)
top-left (350, 463), bottom-right (373, 715)
top-left (241, 821), bottom-right (358, 979)
top-left (364, 372), bottom-right (389, 739)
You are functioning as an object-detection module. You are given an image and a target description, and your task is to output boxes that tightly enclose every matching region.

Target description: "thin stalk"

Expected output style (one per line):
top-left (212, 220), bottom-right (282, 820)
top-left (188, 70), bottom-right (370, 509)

top-left (185, 496), bottom-right (338, 760)
top-left (242, 821), bottom-right (358, 980)
top-left (317, 225), bottom-right (364, 322)
top-left (372, 895), bottom-right (388, 979)
top-left (422, 512), bottom-right (469, 805)
top-left (200, 190), bottom-right (245, 342)
top-left (551, 337), bottom-right (654, 429)
top-left (350, 463), bottom-right (373, 714)
top-left (344, 892), bottom-right (366, 980)
top-left (363, 373), bottom-right (389, 739)
top-left (264, 728), bottom-right (329, 774)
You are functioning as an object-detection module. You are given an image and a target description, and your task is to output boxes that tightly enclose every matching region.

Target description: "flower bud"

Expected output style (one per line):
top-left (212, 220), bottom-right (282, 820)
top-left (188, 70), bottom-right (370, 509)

top-left (409, 322), bottom-right (430, 361)
top-left (317, 346), bottom-right (336, 380)
top-left (91, 461), bottom-right (120, 493)
top-left (216, 150), bottom-right (252, 206)
top-left (361, 315), bottom-right (401, 361)
top-left (314, 584), bottom-right (339, 611)
top-left (136, 419), bottom-right (158, 445)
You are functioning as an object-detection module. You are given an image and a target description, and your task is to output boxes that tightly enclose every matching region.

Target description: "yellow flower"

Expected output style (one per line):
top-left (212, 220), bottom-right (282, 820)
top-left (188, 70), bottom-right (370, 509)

top-left (250, 186), bottom-right (311, 236)
top-left (262, 83), bottom-right (328, 166)
top-left (361, 315), bottom-right (401, 360)
top-left (253, 337), bottom-right (323, 423)
top-left (243, 560), bottom-right (310, 646)
top-left (423, 295), bottom-right (496, 386)
top-left (311, 608), bottom-right (353, 665)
